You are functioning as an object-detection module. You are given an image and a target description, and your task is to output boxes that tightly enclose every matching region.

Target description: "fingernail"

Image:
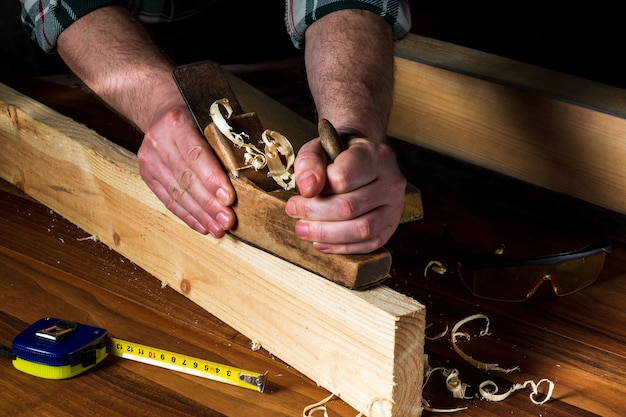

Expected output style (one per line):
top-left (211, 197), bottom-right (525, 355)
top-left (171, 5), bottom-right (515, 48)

top-left (298, 172), bottom-right (317, 194)
top-left (285, 200), bottom-right (296, 216)
top-left (295, 222), bottom-right (309, 239)
top-left (313, 242), bottom-right (331, 253)
top-left (216, 212), bottom-right (231, 229)
top-left (216, 187), bottom-right (230, 205)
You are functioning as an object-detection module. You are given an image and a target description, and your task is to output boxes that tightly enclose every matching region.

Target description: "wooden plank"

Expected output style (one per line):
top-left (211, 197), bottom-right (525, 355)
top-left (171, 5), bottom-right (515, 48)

top-left (0, 183), bottom-right (358, 417)
top-left (197, 107), bottom-right (392, 288)
top-left (173, 62), bottom-right (405, 288)
top-left (388, 174), bottom-right (626, 416)
top-left (224, 172), bottom-right (392, 289)
top-left (390, 34), bottom-right (626, 215)
top-left (0, 82), bottom-right (425, 416)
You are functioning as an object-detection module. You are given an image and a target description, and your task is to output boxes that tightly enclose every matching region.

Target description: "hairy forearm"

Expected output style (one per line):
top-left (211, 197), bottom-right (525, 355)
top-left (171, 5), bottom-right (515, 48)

top-left (57, 6), bottom-right (182, 132)
top-left (304, 9), bottom-right (394, 142)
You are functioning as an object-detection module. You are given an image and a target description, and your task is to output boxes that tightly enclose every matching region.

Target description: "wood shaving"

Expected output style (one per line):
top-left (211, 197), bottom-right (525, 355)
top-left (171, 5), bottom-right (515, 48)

top-left (77, 234), bottom-right (99, 242)
top-left (479, 379), bottom-right (554, 404)
top-left (303, 393), bottom-right (334, 417)
top-left (424, 261), bottom-right (447, 277)
top-left (422, 357), bottom-right (468, 413)
top-left (451, 314), bottom-right (520, 373)
top-left (302, 394), bottom-right (396, 417)
top-left (304, 313), bottom-right (554, 416)
top-left (355, 397), bottom-right (395, 417)
top-left (421, 314), bottom-right (554, 413)
top-left (250, 341), bottom-right (262, 351)
top-left (210, 98), bottom-right (295, 190)
top-left (421, 398), bottom-right (467, 414)
top-left (425, 323), bottom-right (448, 341)
top-left (261, 129), bottom-right (295, 190)
top-left (443, 369), bottom-right (471, 399)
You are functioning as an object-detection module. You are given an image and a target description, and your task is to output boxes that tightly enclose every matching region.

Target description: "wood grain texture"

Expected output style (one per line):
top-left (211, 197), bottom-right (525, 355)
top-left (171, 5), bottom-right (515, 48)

top-left (0, 183), bottom-right (355, 417)
top-left (0, 82), bottom-right (425, 416)
top-left (202, 116), bottom-right (392, 289)
top-left (385, 184), bottom-right (626, 417)
top-left (227, 173), bottom-right (393, 289)
top-left (390, 34), bottom-right (626, 216)
top-left (176, 61), bottom-right (396, 288)
top-left (2, 63), bottom-right (626, 416)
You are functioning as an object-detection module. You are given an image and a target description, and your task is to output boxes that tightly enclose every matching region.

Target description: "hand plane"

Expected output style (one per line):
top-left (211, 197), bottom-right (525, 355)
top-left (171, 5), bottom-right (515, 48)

top-left (173, 61), bottom-right (393, 289)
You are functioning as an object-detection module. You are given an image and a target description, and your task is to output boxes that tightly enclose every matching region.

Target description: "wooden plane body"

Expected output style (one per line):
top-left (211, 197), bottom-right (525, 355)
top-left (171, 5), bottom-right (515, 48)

top-left (203, 117), bottom-right (392, 289)
top-left (175, 61), bottom-right (393, 289)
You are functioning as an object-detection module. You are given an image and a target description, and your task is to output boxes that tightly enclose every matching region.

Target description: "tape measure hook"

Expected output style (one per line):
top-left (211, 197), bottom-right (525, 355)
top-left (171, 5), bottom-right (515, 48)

top-left (36, 319), bottom-right (78, 342)
top-left (240, 371), bottom-right (268, 393)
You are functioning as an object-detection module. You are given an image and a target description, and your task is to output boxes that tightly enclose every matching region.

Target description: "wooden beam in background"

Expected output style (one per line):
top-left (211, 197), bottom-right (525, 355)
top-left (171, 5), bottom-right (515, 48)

top-left (390, 34), bottom-right (626, 215)
top-left (0, 82), bottom-right (425, 417)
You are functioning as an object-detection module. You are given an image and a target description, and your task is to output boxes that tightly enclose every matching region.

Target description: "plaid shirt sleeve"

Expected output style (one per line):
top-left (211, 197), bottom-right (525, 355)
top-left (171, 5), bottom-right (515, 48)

top-left (285, 0), bottom-right (412, 49)
top-left (20, 0), bottom-right (127, 53)
top-left (19, 0), bottom-right (214, 53)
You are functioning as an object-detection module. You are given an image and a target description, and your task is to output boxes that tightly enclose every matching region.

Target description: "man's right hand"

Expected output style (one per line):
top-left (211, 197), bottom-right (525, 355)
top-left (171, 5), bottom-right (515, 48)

top-left (55, 6), bottom-right (237, 238)
top-left (137, 104), bottom-right (236, 237)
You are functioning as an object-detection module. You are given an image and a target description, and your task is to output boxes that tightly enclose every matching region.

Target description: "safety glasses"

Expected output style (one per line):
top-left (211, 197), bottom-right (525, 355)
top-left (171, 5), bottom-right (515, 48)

top-left (443, 225), bottom-right (611, 301)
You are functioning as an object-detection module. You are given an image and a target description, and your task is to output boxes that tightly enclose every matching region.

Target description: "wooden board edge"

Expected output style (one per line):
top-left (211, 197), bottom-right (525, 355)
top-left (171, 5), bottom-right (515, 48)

top-left (0, 82), bottom-right (426, 417)
top-left (390, 34), bottom-right (626, 216)
top-left (394, 34), bottom-right (626, 118)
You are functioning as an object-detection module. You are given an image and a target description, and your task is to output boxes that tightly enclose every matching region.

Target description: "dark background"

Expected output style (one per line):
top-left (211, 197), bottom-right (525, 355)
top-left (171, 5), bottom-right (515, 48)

top-left (2, 1), bottom-right (625, 89)
top-left (409, 3), bottom-right (626, 89)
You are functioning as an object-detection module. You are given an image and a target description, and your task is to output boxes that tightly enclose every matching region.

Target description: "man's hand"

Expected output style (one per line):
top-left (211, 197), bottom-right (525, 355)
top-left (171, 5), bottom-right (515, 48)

top-left (56, 7), bottom-right (237, 239)
top-left (292, 9), bottom-right (404, 254)
top-left (285, 137), bottom-right (406, 254)
top-left (137, 104), bottom-right (236, 237)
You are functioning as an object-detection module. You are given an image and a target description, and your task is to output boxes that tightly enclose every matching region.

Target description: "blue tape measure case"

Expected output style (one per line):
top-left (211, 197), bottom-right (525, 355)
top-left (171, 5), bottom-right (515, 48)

top-left (12, 317), bottom-right (108, 379)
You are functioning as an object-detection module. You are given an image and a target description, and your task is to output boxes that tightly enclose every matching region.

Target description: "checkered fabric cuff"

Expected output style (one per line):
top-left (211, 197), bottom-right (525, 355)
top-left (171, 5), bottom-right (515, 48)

top-left (20, 0), bottom-right (127, 53)
top-left (285, 0), bottom-right (412, 49)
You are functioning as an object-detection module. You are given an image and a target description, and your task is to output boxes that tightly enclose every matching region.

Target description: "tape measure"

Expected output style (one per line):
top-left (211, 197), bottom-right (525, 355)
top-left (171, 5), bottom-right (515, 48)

top-left (7, 317), bottom-right (267, 392)
top-left (107, 337), bottom-right (267, 391)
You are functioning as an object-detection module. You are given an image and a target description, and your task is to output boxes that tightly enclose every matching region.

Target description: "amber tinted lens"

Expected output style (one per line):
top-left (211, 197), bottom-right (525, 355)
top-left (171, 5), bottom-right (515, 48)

top-left (458, 263), bottom-right (546, 301)
top-left (550, 252), bottom-right (607, 296)
top-left (458, 252), bottom-right (607, 301)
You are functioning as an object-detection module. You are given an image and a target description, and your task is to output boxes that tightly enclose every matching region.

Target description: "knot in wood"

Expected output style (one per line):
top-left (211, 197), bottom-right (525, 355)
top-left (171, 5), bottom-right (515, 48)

top-left (180, 279), bottom-right (191, 295)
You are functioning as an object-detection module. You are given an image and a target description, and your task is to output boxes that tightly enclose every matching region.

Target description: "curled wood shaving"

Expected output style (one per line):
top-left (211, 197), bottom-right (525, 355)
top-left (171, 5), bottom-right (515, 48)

top-left (479, 379), bottom-right (554, 404)
top-left (355, 398), bottom-right (395, 417)
top-left (209, 99), bottom-right (295, 190)
top-left (209, 99), bottom-right (253, 149)
top-left (424, 366), bottom-right (471, 399)
top-left (423, 348), bottom-right (554, 412)
top-left (422, 357), bottom-right (468, 413)
top-left (77, 234), bottom-right (99, 242)
top-left (210, 99), bottom-right (266, 173)
top-left (304, 313), bottom-right (553, 416)
top-left (250, 341), bottom-right (262, 351)
top-left (421, 399), bottom-right (466, 413)
top-left (303, 393), bottom-right (334, 417)
top-left (451, 314), bottom-right (520, 373)
top-left (302, 395), bottom-right (396, 417)
top-left (425, 323), bottom-right (449, 341)
top-left (261, 129), bottom-right (295, 190)
top-left (424, 261), bottom-right (447, 277)
top-left (444, 369), bottom-right (471, 399)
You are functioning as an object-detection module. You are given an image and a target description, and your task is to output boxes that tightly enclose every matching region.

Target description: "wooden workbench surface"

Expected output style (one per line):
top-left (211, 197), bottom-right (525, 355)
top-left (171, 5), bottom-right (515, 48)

top-left (1, 73), bottom-right (625, 417)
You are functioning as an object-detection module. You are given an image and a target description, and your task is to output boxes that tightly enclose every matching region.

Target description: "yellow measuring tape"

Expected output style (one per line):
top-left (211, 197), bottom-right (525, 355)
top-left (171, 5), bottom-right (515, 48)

top-left (9, 318), bottom-right (267, 392)
top-left (108, 337), bottom-right (268, 392)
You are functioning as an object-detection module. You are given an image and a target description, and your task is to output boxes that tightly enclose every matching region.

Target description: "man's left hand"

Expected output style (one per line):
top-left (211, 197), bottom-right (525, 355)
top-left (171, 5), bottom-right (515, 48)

top-left (285, 137), bottom-right (405, 254)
